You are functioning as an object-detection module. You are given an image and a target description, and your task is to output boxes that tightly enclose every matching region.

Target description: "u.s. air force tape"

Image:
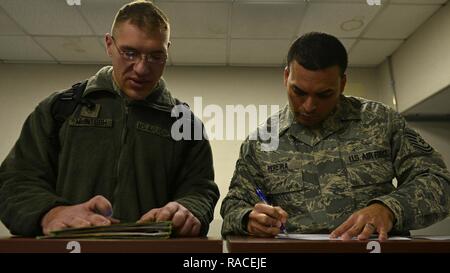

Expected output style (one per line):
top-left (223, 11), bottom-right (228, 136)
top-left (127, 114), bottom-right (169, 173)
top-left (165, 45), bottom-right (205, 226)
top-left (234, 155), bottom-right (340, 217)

top-left (404, 128), bottom-right (433, 153)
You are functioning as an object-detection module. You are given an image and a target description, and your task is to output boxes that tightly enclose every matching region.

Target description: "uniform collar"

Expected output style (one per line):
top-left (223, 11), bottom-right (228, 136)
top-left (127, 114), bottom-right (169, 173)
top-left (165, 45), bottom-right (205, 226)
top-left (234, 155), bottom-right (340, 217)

top-left (82, 66), bottom-right (178, 112)
top-left (278, 105), bottom-right (294, 137)
top-left (280, 95), bottom-right (362, 147)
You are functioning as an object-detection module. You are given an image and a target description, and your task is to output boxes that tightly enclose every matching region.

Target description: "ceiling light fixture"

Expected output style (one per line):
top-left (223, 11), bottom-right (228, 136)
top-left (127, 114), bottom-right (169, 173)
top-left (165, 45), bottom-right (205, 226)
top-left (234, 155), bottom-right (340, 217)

top-left (340, 17), bottom-right (365, 32)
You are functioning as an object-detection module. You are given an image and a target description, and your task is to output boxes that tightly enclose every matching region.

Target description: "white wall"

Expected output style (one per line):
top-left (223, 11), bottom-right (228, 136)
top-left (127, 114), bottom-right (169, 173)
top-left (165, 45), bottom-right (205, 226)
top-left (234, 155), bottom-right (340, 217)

top-left (375, 3), bottom-right (450, 236)
top-left (0, 63), bottom-right (378, 237)
top-left (163, 66), bottom-right (288, 238)
top-left (377, 60), bottom-right (450, 235)
top-left (0, 64), bottom-right (104, 160)
top-left (377, 60), bottom-right (396, 110)
top-left (391, 3), bottom-right (450, 113)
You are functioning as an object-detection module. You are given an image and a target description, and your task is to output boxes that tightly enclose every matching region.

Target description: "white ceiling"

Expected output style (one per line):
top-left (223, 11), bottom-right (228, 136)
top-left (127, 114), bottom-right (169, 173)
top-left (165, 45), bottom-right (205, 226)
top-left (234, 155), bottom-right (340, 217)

top-left (0, 0), bottom-right (447, 67)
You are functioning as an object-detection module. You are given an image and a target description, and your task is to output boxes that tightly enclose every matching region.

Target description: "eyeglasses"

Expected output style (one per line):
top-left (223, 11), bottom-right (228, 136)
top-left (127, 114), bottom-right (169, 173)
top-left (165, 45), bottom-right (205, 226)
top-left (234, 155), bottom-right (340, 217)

top-left (111, 36), bottom-right (168, 65)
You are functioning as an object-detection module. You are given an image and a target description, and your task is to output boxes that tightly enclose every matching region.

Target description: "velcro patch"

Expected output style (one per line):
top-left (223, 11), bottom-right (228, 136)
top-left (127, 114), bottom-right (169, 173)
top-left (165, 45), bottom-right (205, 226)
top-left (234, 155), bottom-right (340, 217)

top-left (348, 149), bottom-right (389, 163)
top-left (69, 117), bottom-right (113, 127)
top-left (80, 104), bottom-right (101, 118)
top-left (136, 121), bottom-right (171, 139)
top-left (267, 162), bottom-right (288, 173)
top-left (404, 128), bottom-right (433, 154)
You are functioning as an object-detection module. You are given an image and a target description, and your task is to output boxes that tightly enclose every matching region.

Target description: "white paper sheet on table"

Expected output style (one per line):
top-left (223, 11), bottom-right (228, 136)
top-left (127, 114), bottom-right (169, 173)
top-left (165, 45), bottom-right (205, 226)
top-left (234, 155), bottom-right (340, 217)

top-left (412, 236), bottom-right (450, 240)
top-left (276, 233), bottom-right (411, 240)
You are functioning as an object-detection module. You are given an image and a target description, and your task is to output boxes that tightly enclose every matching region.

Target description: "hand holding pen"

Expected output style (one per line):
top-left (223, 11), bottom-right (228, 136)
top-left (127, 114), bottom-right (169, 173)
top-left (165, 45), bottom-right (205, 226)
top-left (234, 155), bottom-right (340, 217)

top-left (246, 187), bottom-right (288, 237)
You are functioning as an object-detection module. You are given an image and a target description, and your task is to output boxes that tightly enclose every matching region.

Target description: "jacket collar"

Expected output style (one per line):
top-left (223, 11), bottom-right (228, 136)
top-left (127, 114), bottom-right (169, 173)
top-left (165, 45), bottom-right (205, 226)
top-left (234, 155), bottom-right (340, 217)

top-left (279, 95), bottom-right (362, 147)
top-left (83, 66), bottom-right (178, 112)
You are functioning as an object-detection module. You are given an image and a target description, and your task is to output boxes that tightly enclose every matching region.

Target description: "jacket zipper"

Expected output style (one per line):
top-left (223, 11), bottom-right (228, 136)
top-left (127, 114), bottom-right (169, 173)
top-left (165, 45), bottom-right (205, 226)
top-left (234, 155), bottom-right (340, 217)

top-left (113, 100), bottom-right (129, 213)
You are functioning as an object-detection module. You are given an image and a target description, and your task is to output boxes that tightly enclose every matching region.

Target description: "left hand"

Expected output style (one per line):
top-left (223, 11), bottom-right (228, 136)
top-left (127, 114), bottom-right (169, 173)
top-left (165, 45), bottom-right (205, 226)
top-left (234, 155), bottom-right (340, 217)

top-left (330, 203), bottom-right (395, 241)
top-left (138, 201), bottom-right (201, 237)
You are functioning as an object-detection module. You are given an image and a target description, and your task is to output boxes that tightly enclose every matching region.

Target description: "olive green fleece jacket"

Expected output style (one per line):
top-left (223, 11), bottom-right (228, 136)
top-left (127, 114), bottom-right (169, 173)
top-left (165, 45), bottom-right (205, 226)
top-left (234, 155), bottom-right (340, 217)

top-left (0, 66), bottom-right (219, 236)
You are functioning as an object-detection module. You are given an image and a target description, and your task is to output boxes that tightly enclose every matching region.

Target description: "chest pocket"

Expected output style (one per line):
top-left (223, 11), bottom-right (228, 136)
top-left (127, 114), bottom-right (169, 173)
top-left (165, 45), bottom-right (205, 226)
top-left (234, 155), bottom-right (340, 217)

top-left (342, 138), bottom-right (395, 208)
top-left (136, 121), bottom-right (173, 140)
top-left (345, 148), bottom-right (393, 186)
top-left (260, 158), bottom-right (304, 212)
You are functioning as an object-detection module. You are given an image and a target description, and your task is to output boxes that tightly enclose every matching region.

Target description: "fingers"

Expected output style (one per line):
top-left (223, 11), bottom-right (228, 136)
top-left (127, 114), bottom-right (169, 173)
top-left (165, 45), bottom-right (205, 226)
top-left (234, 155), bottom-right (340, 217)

top-left (168, 203), bottom-right (201, 236)
top-left (249, 209), bottom-right (280, 228)
top-left (86, 195), bottom-right (113, 217)
top-left (87, 213), bottom-right (111, 226)
top-left (138, 202), bottom-right (182, 224)
top-left (109, 217), bottom-right (121, 224)
top-left (330, 215), bottom-right (355, 239)
top-left (273, 206), bottom-right (289, 225)
top-left (330, 203), bottom-right (394, 241)
top-left (138, 208), bottom-right (158, 223)
top-left (377, 227), bottom-right (389, 242)
top-left (68, 217), bottom-right (92, 229)
top-left (357, 223), bottom-right (376, 241)
top-left (254, 203), bottom-right (287, 227)
top-left (341, 223), bottom-right (365, 240)
top-left (248, 219), bottom-right (280, 237)
top-left (139, 202), bottom-right (202, 237)
top-left (177, 215), bottom-right (201, 237)
top-left (172, 208), bottom-right (189, 229)
top-left (149, 202), bottom-right (179, 222)
top-left (43, 214), bottom-right (116, 236)
top-left (331, 214), bottom-right (371, 240)
top-left (43, 221), bottom-right (67, 235)
top-left (247, 203), bottom-right (288, 237)
top-left (41, 196), bottom-right (117, 236)
top-left (190, 222), bottom-right (201, 237)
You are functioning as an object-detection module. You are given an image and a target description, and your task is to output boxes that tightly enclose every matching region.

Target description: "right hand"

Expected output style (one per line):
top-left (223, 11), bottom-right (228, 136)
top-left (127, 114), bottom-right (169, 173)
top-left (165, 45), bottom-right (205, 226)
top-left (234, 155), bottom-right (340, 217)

top-left (41, 195), bottom-right (119, 235)
top-left (247, 203), bottom-right (288, 237)
top-left (138, 201), bottom-right (201, 237)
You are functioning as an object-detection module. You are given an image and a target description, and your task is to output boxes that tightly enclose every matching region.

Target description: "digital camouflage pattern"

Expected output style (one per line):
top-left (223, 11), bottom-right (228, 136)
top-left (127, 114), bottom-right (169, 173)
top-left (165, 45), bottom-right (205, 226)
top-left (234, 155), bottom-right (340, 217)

top-left (221, 96), bottom-right (450, 236)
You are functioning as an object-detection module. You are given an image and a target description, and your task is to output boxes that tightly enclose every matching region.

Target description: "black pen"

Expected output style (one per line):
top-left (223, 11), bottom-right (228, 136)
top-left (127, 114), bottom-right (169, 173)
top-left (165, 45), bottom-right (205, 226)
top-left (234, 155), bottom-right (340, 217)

top-left (255, 187), bottom-right (288, 234)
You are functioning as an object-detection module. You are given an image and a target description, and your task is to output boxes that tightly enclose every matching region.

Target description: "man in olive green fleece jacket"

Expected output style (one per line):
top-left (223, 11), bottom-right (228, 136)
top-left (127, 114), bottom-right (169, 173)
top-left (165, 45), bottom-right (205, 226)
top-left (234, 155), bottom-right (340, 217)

top-left (0, 1), bottom-right (219, 237)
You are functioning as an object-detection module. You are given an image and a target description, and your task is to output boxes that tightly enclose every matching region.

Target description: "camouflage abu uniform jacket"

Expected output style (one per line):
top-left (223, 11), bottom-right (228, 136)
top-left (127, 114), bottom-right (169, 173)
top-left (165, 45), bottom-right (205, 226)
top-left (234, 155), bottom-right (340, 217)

top-left (221, 95), bottom-right (450, 236)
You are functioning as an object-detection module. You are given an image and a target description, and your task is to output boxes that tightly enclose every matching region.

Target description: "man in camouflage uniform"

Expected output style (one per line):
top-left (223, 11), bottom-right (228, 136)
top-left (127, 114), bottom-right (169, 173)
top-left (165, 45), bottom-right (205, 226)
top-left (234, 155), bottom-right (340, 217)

top-left (220, 32), bottom-right (450, 240)
top-left (0, 1), bottom-right (219, 237)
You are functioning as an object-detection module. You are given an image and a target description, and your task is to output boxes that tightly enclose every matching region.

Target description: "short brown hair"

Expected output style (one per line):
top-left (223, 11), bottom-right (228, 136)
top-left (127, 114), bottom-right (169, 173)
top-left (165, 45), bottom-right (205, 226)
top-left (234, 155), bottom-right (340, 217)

top-left (111, 1), bottom-right (170, 36)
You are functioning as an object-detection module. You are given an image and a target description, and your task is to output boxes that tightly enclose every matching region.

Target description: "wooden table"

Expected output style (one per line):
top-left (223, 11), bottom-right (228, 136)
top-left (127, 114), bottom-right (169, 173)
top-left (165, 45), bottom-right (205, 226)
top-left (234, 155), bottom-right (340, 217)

top-left (226, 235), bottom-right (450, 253)
top-left (0, 236), bottom-right (223, 253)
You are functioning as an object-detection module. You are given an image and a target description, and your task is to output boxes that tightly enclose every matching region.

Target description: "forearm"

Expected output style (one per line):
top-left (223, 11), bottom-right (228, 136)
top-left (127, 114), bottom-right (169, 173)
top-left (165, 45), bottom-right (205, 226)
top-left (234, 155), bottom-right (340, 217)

top-left (173, 137), bottom-right (219, 235)
top-left (371, 172), bottom-right (450, 231)
top-left (0, 96), bottom-right (70, 236)
top-left (175, 184), bottom-right (219, 236)
top-left (221, 140), bottom-right (265, 236)
top-left (386, 111), bottom-right (450, 231)
top-left (221, 198), bottom-right (253, 236)
top-left (0, 180), bottom-right (71, 236)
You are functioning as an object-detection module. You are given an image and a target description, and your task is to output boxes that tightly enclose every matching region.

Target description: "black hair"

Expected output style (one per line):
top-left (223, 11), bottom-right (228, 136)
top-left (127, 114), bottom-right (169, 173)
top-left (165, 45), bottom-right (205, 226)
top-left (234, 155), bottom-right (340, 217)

top-left (287, 32), bottom-right (348, 76)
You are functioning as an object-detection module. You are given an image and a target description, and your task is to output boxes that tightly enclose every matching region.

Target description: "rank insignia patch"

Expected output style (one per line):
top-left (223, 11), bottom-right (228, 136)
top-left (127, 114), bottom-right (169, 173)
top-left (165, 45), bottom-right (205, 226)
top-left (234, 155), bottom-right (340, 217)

top-left (80, 104), bottom-right (101, 118)
top-left (405, 128), bottom-right (433, 154)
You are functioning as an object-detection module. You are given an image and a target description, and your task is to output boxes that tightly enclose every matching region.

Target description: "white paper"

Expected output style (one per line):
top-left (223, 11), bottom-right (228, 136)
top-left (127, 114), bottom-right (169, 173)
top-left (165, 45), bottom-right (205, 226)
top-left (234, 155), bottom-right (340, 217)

top-left (276, 233), bottom-right (411, 241)
top-left (276, 234), bottom-right (334, 240)
top-left (386, 236), bottom-right (412, 240)
top-left (412, 235), bottom-right (450, 240)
